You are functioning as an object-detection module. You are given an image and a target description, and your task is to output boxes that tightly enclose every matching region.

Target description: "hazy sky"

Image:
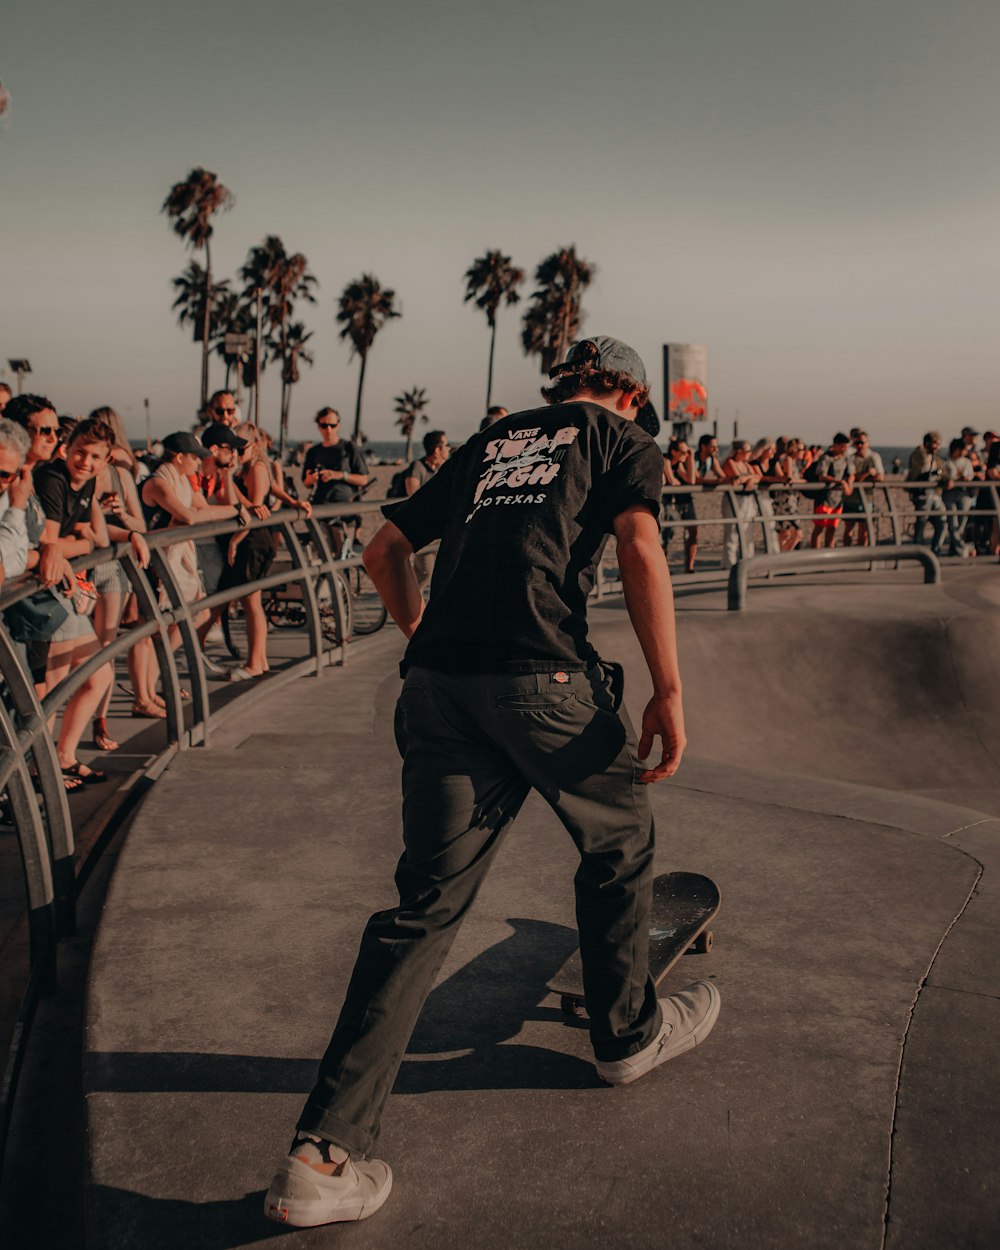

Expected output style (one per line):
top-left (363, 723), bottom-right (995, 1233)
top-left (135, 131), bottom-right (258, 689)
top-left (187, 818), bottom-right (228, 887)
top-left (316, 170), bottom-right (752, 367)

top-left (2, 0), bottom-right (998, 446)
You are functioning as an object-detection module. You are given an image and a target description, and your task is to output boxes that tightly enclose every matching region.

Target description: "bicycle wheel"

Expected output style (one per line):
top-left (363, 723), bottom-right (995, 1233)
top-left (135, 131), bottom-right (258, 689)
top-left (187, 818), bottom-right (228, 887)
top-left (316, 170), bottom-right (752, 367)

top-left (348, 565), bottom-right (388, 636)
top-left (318, 571), bottom-right (352, 646)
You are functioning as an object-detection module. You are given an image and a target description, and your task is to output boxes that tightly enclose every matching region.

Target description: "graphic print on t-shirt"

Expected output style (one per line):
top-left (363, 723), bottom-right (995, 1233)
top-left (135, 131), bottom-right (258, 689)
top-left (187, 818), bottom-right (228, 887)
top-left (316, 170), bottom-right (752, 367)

top-left (466, 424), bottom-right (581, 521)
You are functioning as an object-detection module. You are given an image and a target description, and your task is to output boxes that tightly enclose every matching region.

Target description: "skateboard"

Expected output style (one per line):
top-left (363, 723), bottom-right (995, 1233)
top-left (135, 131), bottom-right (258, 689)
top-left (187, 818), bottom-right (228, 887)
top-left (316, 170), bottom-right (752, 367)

top-left (548, 871), bottom-right (721, 1018)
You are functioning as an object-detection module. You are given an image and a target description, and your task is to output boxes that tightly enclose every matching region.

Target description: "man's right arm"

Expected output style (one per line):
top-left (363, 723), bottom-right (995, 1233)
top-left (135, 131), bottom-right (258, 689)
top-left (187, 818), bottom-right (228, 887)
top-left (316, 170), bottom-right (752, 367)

top-left (613, 504), bottom-right (686, 783)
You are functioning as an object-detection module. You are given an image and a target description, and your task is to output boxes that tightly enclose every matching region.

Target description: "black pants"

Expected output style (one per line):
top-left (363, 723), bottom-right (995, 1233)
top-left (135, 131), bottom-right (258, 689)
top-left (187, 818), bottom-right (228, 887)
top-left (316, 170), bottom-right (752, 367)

top-left (298, 663), bottom-right (662, 1156)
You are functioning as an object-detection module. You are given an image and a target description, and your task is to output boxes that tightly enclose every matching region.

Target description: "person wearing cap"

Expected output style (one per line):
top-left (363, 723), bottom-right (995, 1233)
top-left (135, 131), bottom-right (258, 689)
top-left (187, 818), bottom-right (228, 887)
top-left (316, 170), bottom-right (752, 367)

top-left (959, 426), bottom-right (983, 476)
top-left (264, 336), bottom-right (719, 1228)
top-left (141, 432), bottom-right (251, 653)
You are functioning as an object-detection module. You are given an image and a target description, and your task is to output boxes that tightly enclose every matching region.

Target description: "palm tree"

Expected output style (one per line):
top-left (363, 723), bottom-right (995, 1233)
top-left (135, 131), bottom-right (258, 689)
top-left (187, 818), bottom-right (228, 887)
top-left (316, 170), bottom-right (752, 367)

top-left (162, 167), bottom-right (235, 409)
top-left (240, 236), bottom-right (317, 447)
top-left (171, 262), bottom-right (232, 339)
top-left (521, 245), bottom-right (594, 374)
top-left (393, 387), bottom-right (430, 463)
top-left (337, 274), bottom-right (401, 442)
top-left (279, 322), bottom-right (315, 453)
top-left (463, 251), bottom-right (524, 413)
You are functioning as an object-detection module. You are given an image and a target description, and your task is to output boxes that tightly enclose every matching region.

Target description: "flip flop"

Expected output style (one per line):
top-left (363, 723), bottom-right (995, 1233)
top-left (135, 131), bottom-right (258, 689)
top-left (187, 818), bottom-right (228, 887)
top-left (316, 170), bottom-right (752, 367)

top-left (92, 717), bottom-right (120, 752)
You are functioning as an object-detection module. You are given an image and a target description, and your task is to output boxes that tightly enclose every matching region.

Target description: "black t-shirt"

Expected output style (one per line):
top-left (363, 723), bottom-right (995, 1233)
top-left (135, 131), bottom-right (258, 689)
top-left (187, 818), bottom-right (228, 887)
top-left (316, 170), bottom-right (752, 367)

top-left (303, 440), bottom-right (368, 505)
top-left (386, 402), bottom-right (663, 675)
top-left (34, 460), bottom-right (97, 537)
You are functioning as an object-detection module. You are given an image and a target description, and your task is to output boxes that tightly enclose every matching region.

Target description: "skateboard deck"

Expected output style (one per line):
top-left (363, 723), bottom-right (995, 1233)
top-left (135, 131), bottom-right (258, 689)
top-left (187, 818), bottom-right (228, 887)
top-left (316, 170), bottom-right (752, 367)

top-left (548, 871), bottom-right (721, 1017)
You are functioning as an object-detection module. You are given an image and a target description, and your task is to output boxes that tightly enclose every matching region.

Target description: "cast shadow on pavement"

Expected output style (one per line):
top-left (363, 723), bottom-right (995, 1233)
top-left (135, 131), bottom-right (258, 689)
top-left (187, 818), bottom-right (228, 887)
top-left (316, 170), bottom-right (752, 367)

top-left (87, 918), bottom-right (595, 1099)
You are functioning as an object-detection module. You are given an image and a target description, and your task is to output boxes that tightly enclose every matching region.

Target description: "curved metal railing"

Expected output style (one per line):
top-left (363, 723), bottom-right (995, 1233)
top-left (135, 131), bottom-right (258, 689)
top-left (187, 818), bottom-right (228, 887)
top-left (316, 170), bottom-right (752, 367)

top-left (0, 499), bottom-right (385, 1167)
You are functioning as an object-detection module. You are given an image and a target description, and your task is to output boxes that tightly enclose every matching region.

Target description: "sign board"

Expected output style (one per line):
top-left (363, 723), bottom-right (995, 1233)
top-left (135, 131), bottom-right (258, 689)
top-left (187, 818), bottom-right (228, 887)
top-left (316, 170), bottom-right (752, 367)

top-left (223, 333), bottom-right (253, 359)
top-left (663, 344), bottom-right (708, 422)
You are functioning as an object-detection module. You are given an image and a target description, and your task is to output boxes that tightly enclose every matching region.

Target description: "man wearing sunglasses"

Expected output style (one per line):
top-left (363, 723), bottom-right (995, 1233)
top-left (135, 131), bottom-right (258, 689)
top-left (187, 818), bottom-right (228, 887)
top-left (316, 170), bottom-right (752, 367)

top-left (208, 390), bottom-right (239, 429)
top-left (0, 417), bottom-right (33, 590)
top-left (302, 407), bottom-right (368, 507)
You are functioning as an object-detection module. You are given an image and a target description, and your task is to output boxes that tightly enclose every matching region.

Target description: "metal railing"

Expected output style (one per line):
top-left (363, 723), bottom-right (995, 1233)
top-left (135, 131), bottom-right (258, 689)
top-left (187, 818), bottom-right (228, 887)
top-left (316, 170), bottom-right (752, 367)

top-left (652, 478), bottom-right (1000, 570)
top-left (0, 499), bottom-right (385, 1168)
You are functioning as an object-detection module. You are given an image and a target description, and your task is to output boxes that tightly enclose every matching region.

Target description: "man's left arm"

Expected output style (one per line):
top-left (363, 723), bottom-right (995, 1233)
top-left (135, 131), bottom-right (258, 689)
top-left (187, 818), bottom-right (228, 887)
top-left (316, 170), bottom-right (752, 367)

top-left (613, 503), bottom-right (686, 783)
top-left (362, 521), bottom-right (424, 637)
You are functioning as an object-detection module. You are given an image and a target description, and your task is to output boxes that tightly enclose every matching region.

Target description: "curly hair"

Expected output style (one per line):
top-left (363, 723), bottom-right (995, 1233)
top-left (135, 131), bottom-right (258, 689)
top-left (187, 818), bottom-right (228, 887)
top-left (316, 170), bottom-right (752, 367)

top-left (541, 366), bottom-right (649, 409)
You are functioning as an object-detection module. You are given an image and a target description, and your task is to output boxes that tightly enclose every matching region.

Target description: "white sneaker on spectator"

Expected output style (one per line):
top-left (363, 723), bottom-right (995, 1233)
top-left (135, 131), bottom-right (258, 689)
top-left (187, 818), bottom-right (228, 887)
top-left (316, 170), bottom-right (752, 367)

top-left (204, 623), bottom-right (226, 646)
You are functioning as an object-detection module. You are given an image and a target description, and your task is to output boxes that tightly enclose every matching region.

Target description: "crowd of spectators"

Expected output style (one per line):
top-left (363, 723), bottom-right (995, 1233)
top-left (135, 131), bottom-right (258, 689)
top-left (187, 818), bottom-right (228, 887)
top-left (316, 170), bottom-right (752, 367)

top-left (2, 385), bottom-right (999, 795)
top-left (0, 389), bottom-right (319, 791)
top-left (660, 426), bottom-right (1000, 567)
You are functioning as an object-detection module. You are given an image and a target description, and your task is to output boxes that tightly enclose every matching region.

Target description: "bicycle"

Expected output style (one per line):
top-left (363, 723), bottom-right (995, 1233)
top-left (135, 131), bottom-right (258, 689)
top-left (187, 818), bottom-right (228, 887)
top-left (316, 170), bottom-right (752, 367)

top-left (323, 513), bottom-right (388, 638)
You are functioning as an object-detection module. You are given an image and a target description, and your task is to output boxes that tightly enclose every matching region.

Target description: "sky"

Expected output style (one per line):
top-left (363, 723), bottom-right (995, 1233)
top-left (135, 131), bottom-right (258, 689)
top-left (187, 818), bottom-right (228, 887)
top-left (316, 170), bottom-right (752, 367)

top-left (2, 0), bottom-right (998, 447)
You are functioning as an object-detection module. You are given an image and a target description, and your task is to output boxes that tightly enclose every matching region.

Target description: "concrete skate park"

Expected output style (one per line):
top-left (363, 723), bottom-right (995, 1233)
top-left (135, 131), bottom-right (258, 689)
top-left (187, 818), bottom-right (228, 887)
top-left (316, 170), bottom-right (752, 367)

top-left (64, 563), bottom-right (1000, 1247)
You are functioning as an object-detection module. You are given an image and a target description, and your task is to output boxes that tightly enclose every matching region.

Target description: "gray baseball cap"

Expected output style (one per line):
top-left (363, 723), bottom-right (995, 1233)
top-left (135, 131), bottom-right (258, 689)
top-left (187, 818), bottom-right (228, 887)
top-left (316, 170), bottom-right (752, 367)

top-left (549, 335), bottom-right (648, 387)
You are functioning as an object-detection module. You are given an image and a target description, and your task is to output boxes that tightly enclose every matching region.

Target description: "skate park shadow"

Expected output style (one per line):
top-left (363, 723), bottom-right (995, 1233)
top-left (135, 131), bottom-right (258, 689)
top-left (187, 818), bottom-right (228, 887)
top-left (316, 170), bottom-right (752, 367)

top-left (88, 1185), bottom-right (290, 1249)
top-left (394, 916), bottom-right (596, 1093)
top-left (87, 918), bottom-right (595, 1098)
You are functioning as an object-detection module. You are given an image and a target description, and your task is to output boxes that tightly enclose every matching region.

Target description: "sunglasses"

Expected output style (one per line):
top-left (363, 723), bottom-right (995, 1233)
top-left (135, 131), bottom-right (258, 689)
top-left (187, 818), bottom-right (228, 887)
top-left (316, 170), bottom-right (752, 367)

top-left (29, 424), bottom-right (59, 438)
top-left (213, 406), bottom-right (236, 416)
top-left (0, 468), bottom-right (19, 483)
top-left (318, 422), bottom-right (339, 430)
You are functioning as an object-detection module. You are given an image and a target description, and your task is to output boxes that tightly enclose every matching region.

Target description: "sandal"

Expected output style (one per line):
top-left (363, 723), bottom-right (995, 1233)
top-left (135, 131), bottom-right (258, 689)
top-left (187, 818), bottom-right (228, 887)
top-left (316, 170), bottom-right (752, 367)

top-left (92, 717), bottom-right (119, 752)
top-left (228, 667), bottom-right (265, 682)
top-left (61, 761), bottom-right (108, 786)
top-left (131, 701), bottom-right (167, 719)
top-left (62, 773), bottom-right (84, 793)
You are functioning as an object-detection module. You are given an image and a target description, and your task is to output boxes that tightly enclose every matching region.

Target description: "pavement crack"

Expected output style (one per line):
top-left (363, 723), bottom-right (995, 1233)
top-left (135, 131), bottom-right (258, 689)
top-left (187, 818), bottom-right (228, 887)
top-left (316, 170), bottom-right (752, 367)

top-left (880, 848), bottom-right (985, 1250)
top-left (940, 817), bottom-right (993, 839)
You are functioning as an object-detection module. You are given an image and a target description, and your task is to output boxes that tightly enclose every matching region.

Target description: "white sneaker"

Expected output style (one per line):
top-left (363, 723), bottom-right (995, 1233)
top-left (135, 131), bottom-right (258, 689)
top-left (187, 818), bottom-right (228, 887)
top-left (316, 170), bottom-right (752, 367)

top-left (204, 624), bottom-right (226, 645)
top-left (594, 981), bottom-right (721, 1086)
top-left (264, 1152), bottom-right (392, 1227)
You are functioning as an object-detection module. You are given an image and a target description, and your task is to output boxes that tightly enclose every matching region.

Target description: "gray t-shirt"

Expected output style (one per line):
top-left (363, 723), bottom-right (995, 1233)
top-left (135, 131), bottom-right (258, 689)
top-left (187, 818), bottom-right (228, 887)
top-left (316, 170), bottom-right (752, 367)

top-left (816, 452), bottom-right (852, 507)
top-left (405, 457), bottom-right (436, 492)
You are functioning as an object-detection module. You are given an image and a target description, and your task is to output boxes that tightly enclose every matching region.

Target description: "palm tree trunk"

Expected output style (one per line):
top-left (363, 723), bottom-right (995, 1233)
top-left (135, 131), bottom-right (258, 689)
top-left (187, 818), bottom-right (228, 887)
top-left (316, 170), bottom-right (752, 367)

top-left (279, 379), bottom-right (290, 459)
top-left (404, 427), bottom-right (413, 463)
top-left (485, 319), bottom-right (497, 413)
top-left (278, 320), bottom-right (289, 456)
top-left (201, 239), bottom-right (212, 411)
top-left (353, 352), bottom-right (367, 442)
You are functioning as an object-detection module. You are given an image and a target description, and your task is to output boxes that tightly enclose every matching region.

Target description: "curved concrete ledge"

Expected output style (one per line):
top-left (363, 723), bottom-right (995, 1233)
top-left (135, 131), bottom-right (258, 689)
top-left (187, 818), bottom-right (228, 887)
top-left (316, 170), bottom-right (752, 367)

top-left (84, 569), bottom-right (1000, 1249)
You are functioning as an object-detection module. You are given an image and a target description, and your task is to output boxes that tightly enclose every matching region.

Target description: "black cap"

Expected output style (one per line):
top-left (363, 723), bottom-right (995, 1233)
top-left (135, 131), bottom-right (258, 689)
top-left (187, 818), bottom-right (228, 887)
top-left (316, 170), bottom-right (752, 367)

top-left (201, 421), bottom-right (247, 453)
top-left (163, 431), bottom-right (211, 459)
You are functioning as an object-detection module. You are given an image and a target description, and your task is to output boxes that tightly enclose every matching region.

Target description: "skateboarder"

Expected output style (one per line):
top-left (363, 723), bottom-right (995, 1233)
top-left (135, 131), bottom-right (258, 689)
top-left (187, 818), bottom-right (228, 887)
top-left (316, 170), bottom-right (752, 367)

top-left (265, 336), bottom-right (721, 1228)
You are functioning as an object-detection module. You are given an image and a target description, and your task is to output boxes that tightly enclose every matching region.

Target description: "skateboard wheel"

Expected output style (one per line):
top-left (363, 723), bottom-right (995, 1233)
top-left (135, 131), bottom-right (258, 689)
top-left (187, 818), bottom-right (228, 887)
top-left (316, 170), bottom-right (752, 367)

top-left (690, 930), bottom-right (713, 955)
top-left (560, 995), bottom-right (586, 1018)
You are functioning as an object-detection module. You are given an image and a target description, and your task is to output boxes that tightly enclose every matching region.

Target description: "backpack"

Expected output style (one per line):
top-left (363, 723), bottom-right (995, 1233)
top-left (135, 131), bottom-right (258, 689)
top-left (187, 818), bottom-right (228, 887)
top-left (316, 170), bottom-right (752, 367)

top-left (802, 457), bottom-right (823, 484)
top-left (386, 467), bottom-right (411, 498)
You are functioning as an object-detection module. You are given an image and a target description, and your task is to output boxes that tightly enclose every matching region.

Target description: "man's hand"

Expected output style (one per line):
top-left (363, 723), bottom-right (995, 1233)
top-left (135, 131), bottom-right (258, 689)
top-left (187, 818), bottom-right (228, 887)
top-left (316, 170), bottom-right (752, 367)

top-left (637, 692), bottom-right (687, 783)
top-left (251, 503), bottom-right (271, 520)
top-left (8, 465), bottom-right (33, 510)
top-left (37, 543), bottom-right (73, 589)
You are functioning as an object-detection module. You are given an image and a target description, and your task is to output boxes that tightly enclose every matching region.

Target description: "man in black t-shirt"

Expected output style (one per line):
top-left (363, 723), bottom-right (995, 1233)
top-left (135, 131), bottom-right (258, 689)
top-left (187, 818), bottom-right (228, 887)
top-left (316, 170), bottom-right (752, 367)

top-left (265, 338), bottom-right (720, 1229)
top-left (302, 406), bottom-right (368, 506)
